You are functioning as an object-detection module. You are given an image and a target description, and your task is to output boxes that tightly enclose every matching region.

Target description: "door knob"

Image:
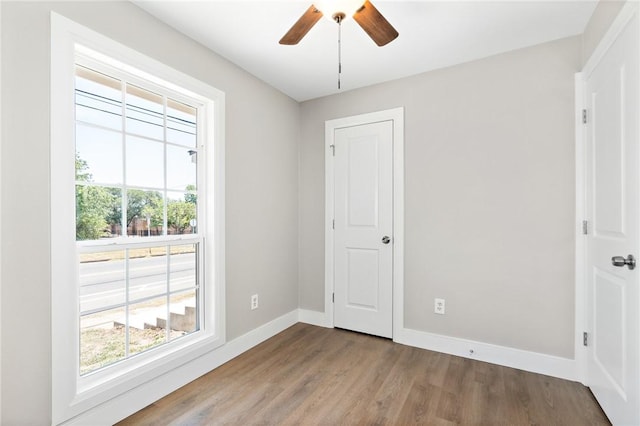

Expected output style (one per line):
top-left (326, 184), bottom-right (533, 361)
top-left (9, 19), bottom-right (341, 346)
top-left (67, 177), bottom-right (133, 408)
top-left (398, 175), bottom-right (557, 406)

top-left (382, 236), bottom-right (391, 244)
top-left (612, 254), bottom-right (636, 270)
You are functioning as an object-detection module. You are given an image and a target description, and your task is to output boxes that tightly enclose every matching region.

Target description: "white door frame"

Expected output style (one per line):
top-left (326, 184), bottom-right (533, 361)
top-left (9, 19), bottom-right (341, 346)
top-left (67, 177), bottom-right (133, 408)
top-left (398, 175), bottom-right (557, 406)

top-left (324, 107), bottom-right (404, 337)
top-left (574, 72), bottom-right (587, 384)
top-left (575, 1), bottom-right (639, 386)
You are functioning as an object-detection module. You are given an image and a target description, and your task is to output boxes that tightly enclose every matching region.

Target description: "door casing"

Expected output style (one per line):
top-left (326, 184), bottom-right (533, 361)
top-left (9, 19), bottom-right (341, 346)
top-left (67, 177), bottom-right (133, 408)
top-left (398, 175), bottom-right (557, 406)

top-left (324, 108), bottom-right (404, 337)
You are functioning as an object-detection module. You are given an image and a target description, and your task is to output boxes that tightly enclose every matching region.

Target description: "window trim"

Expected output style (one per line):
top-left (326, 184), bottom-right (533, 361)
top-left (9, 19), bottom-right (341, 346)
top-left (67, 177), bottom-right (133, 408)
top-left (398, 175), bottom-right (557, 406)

top-left (51, 12), bottom-right (225, 424)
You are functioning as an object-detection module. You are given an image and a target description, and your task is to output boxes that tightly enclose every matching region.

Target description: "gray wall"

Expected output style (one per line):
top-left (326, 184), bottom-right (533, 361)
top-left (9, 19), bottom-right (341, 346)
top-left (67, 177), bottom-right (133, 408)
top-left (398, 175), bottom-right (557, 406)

top-left (1, 2), bottom-right (299, 424)
top-left (299, 36), bottom-right (581, 358)
top-left (582, 0), bottom-right (626, 65)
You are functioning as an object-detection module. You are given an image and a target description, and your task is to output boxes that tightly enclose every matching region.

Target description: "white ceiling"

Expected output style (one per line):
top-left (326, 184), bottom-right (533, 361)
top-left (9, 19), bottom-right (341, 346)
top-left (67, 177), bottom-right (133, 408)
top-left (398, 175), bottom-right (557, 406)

top-left (134, 1), bottom-right (597, 102)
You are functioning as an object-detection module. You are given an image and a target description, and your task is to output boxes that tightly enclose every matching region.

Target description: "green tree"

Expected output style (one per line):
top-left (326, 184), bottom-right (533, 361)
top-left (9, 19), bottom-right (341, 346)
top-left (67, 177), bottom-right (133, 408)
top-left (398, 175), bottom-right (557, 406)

top-left (184, 184), bottom-right (197, 205)
top-left (75, 155), bottom-right (118, 240)
top-left (75, 156), bottom-right (198, 238)
top-left (76, 186), bottom-right (117, 240)
top-left (125, 189), bottom-right (163, 228)
top-left (104, 187), bottom-right (122, 228)
top-left (167, 200), bottom-right (196, 234)
top-left (75, 154), bottom-right (92, 182)
top-left (141, 205), bottom-right (162, 228)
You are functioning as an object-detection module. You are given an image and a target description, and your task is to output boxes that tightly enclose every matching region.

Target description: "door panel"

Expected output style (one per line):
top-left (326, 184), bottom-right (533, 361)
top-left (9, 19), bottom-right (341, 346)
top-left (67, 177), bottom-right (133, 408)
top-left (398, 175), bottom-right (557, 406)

top-left (346, 248), bottom-right (379, 309)
top-left (593, 87), bottom-right (625, 237)
top-left (593, 270), bottom-right (625, 391)
top-left (334, 120), bottom-right (393, 338)
top-left (347, 137), bottom-right (378, 227)
top-left (585, 9), bottom-right (639, 425)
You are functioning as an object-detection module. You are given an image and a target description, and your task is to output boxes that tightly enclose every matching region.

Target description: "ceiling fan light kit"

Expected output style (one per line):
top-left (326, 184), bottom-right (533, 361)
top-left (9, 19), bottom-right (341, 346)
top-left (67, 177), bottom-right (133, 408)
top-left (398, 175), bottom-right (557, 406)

top-left (279, 0), bottom-right (398, 90)
top-left (315, 0), bottom-right (364, 21)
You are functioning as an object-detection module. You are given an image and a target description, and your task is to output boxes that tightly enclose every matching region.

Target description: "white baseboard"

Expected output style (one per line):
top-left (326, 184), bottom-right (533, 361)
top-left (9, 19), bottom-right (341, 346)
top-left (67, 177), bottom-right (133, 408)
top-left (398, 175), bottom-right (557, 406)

top-left (64, 310), bottom-right (299, 426)
top-left (297, 312), bottom-right (577, 381)
top-left (298, 308), bottom-right (331, 328)
top-left (395, 327), bottom-right (577, 381)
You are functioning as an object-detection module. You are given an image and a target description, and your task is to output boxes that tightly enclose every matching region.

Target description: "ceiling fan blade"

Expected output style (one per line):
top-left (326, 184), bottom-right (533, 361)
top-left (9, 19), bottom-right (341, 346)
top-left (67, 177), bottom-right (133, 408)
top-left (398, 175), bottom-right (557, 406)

top-left (279, 4), bottom-right (323, 45)
top-left (353, 0), bottom-right (398, 47)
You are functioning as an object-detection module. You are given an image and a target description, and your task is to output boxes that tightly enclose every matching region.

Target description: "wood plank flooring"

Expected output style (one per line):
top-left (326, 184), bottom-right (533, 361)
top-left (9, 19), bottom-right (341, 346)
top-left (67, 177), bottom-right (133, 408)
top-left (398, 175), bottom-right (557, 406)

top-left (118, 323), bottom-right (610, 425)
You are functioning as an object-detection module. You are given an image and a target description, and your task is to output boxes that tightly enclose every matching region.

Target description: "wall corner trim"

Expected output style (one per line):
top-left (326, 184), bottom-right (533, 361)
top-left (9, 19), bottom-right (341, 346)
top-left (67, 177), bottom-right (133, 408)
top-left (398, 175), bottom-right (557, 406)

top-left (395, 327), bottom-right (577, 382)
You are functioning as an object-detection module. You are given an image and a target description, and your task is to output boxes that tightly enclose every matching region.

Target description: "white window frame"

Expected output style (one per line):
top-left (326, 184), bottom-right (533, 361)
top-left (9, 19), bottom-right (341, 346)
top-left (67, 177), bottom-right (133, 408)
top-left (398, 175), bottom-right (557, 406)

top-left (75, 54), bottom-right (208, 380)
top-left (51, 13), bottom-right (225, 424)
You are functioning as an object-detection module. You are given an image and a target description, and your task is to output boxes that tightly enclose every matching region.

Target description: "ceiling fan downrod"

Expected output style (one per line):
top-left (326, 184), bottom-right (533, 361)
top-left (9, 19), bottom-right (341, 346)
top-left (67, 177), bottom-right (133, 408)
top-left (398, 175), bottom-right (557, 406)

top-left (333, 12), bottom-right (345, 90)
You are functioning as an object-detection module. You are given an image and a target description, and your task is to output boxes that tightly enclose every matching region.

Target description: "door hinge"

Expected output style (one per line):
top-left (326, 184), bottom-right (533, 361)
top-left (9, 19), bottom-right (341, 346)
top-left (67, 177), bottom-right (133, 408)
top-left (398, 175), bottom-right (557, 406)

top-left (332, 219), bottom-right (335, 230)
top-left (582, 109), bottom-right (587, 124)
top-left (582, 220), bottom-right (588, 235)
top-left (583, 332), bottom-right (588, 346)
top-left (330, 144), bottom-right (335, 156)
top-left (332, 292), bottom-right (335, 303)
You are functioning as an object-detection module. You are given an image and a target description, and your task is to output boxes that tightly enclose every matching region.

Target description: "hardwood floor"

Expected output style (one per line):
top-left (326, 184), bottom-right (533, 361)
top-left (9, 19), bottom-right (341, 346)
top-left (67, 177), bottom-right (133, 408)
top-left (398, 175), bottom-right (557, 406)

top-left (118, 323), bottom-right (610, 425)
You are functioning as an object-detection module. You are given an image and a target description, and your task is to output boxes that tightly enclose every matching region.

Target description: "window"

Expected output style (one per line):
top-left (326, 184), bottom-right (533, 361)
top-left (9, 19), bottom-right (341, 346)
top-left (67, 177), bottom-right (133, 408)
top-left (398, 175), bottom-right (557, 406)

top-left (51, 14), bottom-right (225, 424)
top-left (75, 63), bottom-right (203, 374)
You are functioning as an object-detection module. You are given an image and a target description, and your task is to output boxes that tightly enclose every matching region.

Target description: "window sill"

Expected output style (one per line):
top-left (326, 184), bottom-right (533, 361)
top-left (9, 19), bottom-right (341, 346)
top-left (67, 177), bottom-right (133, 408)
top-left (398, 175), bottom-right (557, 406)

top-left (68, 331), bottom-right (224, 415)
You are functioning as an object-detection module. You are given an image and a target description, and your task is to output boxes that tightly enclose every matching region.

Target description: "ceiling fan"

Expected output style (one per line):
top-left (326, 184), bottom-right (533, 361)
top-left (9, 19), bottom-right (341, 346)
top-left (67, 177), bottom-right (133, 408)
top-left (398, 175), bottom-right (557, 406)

top-left (279, 0), bottom-right (399, 47)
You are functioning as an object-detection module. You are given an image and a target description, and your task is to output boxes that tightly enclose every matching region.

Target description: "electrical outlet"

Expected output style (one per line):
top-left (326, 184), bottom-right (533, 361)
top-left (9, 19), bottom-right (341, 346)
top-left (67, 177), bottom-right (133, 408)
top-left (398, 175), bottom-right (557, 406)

top-left (251, 294), bottom-right (259, 310)
top-left (434, 298), bottom-right (445, 315)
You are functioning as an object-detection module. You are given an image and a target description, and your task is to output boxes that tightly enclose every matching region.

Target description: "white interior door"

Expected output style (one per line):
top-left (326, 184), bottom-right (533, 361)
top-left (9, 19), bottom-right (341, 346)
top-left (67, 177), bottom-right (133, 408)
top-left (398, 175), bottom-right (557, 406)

top-left (333, 120), bottom-right (393, 338)
top-left (584, 9), bottom-right (640, 425)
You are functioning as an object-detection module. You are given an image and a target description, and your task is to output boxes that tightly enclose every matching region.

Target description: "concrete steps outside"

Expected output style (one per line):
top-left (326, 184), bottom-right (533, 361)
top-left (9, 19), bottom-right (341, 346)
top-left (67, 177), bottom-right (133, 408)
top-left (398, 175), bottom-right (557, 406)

top-left (156, 305), bottom-right (196, 332)
top-left (114, 298), bottom-right (196, 332)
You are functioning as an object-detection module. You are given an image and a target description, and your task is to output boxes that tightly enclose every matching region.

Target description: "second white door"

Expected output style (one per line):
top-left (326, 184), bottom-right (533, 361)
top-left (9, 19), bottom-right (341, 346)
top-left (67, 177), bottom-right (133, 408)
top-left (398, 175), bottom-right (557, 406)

top-left (583, 6), bottom-right (640, 425)
top-left (333, 120), bottom-right (393, 338)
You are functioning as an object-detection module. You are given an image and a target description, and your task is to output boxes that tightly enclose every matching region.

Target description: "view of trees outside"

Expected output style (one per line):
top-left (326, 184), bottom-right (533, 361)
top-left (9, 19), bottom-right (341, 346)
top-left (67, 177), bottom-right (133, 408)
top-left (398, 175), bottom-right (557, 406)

top-left (75, 154), bottom-right (197, 240)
